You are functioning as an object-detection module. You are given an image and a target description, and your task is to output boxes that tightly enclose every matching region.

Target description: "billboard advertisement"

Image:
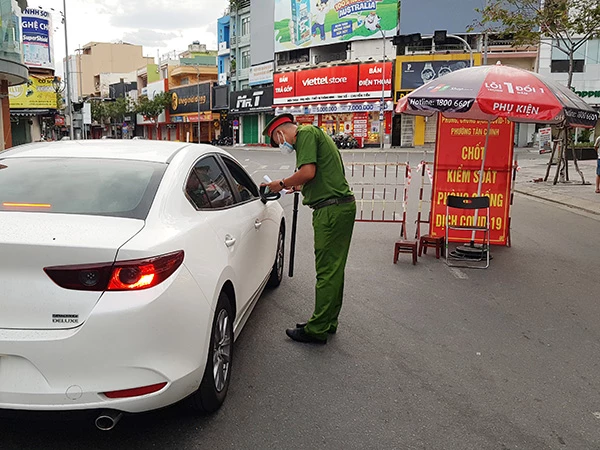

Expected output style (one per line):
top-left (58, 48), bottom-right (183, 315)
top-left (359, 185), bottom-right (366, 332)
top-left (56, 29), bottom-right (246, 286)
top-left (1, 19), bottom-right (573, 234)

top-left (274, 62), bottom-right (392, 104)
top-left (21, 8), bottom-right (53, 69)
top-left (394, 54), bottom-right (482, 99)
top-left (430, 116), bottom-right (514, 246)
top-left (274, 0), bottom-right (398, 52)
top-left (9, 75), bottom-right (58, 109)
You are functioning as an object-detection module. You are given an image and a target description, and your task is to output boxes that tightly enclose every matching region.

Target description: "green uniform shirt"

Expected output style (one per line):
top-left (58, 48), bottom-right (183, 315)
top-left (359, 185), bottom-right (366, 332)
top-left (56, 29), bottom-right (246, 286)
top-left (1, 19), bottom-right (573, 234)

top-left (294, 125), bottom-right (353, 206)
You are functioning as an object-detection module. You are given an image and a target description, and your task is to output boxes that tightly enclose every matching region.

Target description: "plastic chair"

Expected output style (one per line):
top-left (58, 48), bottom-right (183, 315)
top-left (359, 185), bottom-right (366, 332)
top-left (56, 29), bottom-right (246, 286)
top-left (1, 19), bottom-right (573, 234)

top-left (445, 195), bottom-right (490, 269)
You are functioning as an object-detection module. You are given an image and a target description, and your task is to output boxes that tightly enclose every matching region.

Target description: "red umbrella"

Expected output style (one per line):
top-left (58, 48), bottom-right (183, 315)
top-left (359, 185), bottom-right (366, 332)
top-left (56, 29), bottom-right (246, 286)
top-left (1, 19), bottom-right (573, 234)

top-left (396, 63), bottom-right (599, 253)
top-left (396, 63), bottom-right (599, 128)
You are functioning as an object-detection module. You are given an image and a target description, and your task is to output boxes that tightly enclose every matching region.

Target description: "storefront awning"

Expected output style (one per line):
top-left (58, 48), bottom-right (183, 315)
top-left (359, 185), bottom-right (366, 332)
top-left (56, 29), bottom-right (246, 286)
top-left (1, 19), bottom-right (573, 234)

top-left (10, 109), bottom-right (55, 117)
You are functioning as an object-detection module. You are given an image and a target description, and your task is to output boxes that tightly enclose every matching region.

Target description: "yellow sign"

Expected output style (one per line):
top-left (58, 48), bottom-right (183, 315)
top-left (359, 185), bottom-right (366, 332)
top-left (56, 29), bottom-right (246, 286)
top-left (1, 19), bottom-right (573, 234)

top-left (9, 75), bottom-right (58, 109)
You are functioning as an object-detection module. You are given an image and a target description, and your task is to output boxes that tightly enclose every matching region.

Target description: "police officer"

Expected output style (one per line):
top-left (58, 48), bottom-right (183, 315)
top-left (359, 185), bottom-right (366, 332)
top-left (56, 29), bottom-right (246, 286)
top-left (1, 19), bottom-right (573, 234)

top-left (262, 114), bottom-right (355, 344)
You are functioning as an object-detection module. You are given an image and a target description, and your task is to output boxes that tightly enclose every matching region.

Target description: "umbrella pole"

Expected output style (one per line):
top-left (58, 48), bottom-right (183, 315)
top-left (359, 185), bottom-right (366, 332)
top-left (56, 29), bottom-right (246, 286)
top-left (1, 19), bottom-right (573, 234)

top-left (471, 119), bottom-right (492, 244)
top-left (453, 120), bottom-right (491, 260)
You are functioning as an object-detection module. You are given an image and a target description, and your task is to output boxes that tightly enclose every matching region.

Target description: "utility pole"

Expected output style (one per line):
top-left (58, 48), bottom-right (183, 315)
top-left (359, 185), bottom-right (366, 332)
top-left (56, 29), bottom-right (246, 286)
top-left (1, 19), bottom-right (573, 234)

top-left (63, 0), bottom-right (74, 139)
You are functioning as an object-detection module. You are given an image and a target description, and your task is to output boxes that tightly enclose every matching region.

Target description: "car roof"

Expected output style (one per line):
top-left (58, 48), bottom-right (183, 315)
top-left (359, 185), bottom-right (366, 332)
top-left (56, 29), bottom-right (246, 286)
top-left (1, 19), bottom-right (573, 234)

top-left (0, 140), bottom-right (221, 164)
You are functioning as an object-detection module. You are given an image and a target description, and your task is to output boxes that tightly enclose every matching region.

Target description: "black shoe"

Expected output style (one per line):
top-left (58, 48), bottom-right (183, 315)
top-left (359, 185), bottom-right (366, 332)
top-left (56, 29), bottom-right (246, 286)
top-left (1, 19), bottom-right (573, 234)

top-left (286, 327), bottom-right (327, 344)
top-left (295, 322), bottom-right (337, 334)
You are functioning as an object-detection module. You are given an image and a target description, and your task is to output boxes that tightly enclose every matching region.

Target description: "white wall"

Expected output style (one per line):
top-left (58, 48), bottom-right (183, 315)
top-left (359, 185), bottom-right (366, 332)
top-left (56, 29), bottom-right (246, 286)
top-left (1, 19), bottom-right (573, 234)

top-left (349, 39), bottom-right (395, 63)
top-left (538, 38), bottom-right (600, 106)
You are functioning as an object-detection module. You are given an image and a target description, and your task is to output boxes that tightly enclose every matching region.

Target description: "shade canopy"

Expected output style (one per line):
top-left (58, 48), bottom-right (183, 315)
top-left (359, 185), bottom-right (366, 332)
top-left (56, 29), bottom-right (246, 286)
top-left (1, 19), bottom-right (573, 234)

top-left (396, 64), bottom-right (599, 128)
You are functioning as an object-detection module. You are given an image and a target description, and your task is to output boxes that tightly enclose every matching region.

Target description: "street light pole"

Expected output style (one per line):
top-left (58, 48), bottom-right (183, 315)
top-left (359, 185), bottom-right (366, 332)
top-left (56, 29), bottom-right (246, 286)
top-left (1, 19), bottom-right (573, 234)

top-left (447, 33), bottom-right (474, 67)
top-left (62, 0), bottom-right (74, 139)
top-left (377, 25), bottom-right (386, 150)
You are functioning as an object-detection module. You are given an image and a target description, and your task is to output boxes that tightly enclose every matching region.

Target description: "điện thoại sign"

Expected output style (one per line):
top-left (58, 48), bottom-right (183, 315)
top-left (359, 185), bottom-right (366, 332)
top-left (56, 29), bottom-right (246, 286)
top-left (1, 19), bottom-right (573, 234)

top-left (430, 116), bottom-right (515, 246)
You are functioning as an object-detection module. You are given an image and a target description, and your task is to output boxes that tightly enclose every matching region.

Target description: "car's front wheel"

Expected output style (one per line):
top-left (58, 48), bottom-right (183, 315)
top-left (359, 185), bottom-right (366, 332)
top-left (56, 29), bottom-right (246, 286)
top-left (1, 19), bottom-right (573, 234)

top-left (267, 223), bottom-right (285, 288)
top-left (190, 290), bottom-right (233, 413)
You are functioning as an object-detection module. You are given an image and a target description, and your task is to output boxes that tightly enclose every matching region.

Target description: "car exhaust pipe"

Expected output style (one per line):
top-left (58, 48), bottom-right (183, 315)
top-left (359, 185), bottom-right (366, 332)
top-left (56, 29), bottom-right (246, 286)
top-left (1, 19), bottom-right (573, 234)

top-left (95, 410), bottom-right (123, 431)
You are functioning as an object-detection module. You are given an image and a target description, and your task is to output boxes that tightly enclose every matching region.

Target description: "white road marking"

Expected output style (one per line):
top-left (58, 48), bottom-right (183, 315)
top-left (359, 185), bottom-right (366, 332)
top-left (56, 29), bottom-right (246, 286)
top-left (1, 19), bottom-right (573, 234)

top-left (448, 267), bottom-right (468, 279)
top-left (279, 165), bottom-right (290, 170)
top-left (245, 159), bottom-right (250, 162)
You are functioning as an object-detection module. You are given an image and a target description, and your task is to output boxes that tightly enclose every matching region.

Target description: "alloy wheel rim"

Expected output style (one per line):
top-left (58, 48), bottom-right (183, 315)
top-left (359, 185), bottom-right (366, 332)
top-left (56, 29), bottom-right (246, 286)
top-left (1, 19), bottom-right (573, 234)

top-left (212, 309), bottom-right (231, 393)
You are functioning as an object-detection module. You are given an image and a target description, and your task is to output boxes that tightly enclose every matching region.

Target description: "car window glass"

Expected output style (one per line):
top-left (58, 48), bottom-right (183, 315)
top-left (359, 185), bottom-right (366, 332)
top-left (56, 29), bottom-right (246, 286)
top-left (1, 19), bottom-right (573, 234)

top-left (185, 156), bottom-right (235, 209)
top-left (222, 157), bottom-right (258, 202)
top-left (0, 158), bottom-right (165, 219)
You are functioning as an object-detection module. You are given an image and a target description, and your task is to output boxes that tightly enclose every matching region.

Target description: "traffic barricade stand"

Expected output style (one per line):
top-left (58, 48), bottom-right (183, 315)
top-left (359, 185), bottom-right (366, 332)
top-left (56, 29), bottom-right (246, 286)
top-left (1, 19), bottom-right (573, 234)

top-left (341, 151), bottom-right (417, 264)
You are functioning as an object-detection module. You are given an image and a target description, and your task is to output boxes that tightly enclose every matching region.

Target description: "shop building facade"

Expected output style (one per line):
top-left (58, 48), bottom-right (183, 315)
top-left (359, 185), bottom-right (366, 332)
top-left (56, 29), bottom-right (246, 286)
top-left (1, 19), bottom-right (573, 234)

top-left (168, 82), bottom-right (218, 143)
top-left (230, 85), bottom-right (274, 145)
top-left (273, 62), bottom-right (393, 147)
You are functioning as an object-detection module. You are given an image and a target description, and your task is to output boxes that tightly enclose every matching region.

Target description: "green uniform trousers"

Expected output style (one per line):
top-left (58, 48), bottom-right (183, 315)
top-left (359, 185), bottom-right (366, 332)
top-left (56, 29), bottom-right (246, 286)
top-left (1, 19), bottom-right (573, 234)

top-left (305, 201), bottom-right (356, 340)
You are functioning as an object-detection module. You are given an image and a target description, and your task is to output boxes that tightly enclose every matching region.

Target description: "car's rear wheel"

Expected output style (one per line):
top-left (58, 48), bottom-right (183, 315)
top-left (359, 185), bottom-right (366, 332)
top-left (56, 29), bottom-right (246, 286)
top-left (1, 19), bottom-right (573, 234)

top-left (267, 223), bottom-right (285, 288)
top-left (190, 291), bottom-right (233, 413)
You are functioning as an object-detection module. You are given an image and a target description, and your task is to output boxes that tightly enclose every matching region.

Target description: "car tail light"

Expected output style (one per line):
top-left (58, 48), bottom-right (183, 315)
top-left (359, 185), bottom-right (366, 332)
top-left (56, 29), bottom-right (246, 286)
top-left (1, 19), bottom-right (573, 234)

top-left (103, 382), bottom-right (168, 399)
top-left (44, 251), bottom-right (184, 292)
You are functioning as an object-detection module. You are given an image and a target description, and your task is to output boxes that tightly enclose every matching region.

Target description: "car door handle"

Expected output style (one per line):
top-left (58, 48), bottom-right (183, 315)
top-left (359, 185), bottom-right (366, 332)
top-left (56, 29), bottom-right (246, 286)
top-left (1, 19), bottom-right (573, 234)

top-left (254, 219), bottom-right (262, 230)
top-left (225, 235), bottom-right (236, 247)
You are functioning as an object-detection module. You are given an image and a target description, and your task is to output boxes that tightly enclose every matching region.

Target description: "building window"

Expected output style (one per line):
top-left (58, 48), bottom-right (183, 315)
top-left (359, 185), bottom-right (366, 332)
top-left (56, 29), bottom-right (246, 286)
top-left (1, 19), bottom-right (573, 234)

top-left (550, 60), bottom-right (585, 73)
top-left (181, 77), bottom-right (190, 85)
top-left (586, 39), bottom-right (599, 65)
top-left (241, 50), bottom-right (250, 69)
top-left (241, 17), bottom-right (250, 36)
top-left (550, 39), bottom-right (585, 73)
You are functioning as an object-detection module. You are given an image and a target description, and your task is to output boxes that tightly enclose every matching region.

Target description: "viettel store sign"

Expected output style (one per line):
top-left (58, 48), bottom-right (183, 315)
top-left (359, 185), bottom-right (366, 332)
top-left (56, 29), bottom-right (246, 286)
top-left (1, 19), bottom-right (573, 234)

top-left (274, 62), bottom-right (392, 105)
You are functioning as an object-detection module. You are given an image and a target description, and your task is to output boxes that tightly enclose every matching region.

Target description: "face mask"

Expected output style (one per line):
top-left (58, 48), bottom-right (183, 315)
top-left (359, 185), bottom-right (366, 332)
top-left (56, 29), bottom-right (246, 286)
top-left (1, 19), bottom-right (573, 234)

top-left (278, 132), bottom-right (295, 155)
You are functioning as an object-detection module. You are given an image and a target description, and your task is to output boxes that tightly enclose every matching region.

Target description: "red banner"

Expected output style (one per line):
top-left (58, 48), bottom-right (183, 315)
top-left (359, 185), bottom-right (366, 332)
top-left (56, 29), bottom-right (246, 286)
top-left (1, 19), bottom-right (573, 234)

top-left (358, 62), bottom-right (392, 94)
top-left (295, 65), bottom-right (359, 97)
top-left (430, 116), bottom-right (514, 245)
top-left (274, 72), bottom-right (295, 99)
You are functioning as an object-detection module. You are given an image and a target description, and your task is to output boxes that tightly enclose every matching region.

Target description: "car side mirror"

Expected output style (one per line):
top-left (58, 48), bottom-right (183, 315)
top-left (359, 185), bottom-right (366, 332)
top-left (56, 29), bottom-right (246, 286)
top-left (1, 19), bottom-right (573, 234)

top-left (259, 185), bottom-right (281, 204)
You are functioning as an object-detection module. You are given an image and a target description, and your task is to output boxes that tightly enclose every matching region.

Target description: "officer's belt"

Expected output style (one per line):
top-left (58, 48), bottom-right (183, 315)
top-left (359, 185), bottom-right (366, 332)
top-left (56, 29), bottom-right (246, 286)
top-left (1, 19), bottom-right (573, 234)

top-left (310, 195), bottom-right (355, 210)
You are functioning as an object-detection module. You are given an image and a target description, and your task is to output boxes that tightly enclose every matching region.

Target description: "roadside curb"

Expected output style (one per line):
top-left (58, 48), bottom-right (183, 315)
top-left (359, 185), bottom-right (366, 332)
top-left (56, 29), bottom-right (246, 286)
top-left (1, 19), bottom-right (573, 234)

top-left (514, 188), bottom-right (600, 216)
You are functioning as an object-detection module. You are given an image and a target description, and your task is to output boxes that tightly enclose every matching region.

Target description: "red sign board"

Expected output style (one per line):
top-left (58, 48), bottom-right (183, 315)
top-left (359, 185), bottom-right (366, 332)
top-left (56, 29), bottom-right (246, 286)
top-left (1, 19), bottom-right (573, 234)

top-left (430, 116), bottom-right (515, 245)
top-left (273, 72), bottom-right (295, 100)
top-left (274, 62), bottom-right (393, 105)
top-left (358, 62), bottom-right (392, 94)
top-left (295, 65), bottom-right (359, 97)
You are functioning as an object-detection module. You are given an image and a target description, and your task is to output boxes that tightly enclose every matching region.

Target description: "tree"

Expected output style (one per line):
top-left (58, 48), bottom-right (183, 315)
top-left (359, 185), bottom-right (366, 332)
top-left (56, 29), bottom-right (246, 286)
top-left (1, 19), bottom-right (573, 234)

top-left (134, 91), bottom-right (173, 127)
top-left (473, 0), bottom-right (600, 89)
top-left (91, 100), bottom-right (109, 125)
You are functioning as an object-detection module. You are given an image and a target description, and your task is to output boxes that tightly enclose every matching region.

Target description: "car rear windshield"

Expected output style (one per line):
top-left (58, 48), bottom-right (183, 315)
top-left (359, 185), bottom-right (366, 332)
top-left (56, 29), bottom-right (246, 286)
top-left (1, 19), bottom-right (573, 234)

top-left (0, 157), bottom-right (166, 219)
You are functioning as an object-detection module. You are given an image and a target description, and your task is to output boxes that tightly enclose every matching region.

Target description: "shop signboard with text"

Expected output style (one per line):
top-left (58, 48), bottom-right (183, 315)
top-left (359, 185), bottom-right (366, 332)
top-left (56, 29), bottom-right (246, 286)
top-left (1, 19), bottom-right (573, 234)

top-left (274, 0), bottom-right (398, 52)
top-left (21, 8), bottom-right (53, 69)
top-left (230, 87), bottom-right (274, 114)
top-left (430, 116), bottom-right (514, 246)
top-left (274, 62), bottom-right (392, 105)
top-left (9, 75), bottom-right (57, 109)
top-left (249, 62), bottom-right (274, 86)
top-left (394, 54), bottom-right (482, 101)
top-left (169, 83), bottom-right (212, 115)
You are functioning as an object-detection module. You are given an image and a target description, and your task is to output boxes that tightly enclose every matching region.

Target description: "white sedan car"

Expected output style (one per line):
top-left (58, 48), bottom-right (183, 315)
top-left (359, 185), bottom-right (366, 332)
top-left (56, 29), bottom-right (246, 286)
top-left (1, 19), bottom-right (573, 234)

top-left (0, 140), bottom-right (285, 429)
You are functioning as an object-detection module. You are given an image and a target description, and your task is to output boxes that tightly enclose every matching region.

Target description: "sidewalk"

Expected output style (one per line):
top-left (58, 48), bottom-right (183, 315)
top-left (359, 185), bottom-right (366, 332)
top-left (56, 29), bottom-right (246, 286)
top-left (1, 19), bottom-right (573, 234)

top-left (226, 144), bottom-right (600, 216)
top-left (514, 148), bottom-right (600, 216)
